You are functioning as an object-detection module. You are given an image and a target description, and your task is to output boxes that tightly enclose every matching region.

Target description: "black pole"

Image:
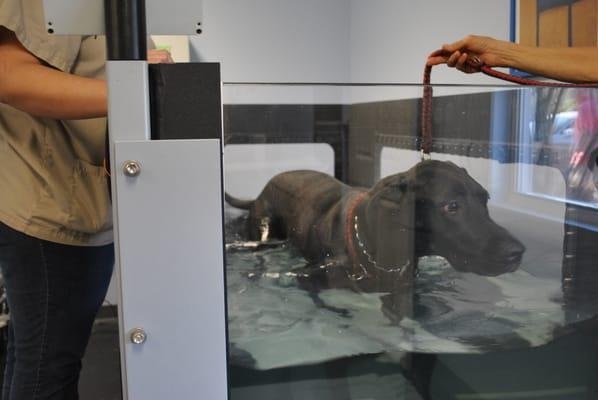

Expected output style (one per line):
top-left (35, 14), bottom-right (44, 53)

top-left (105, 0), bottom-right (147, 60)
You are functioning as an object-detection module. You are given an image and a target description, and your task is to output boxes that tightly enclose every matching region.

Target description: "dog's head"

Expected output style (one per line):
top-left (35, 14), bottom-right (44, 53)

top-left (363, 160), bottom-right (525, 276)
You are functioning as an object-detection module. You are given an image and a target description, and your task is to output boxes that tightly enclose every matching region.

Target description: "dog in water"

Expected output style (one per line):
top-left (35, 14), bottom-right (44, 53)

top-left (225, 160), bottom-right (525, 293)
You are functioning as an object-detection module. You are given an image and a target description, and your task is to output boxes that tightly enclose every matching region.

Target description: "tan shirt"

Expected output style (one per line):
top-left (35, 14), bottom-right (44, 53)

top-left (0, 0), bottom-right (112, 246)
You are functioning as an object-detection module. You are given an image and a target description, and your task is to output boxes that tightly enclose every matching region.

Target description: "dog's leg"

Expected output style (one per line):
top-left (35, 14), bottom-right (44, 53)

top-left (246, 199), bottom-right (283, 242)
top-left (294, 259), bottom-right (354, 317)
top-left (307, 292), bottom-right (352, 318)
top-left (380, 292), bottom-right (414, 325)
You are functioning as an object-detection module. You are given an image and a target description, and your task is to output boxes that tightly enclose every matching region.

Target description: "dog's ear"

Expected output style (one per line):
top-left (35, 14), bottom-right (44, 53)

top-left (401, 168), bottom-right (423, 194)
top-left (373, 172), bottom-right (406, 191)
top-left (370, 171), bottom-right (419, 203)
top-left (365, 172), bottom-right (418, 271)
top-left (387, 173), bottom-right (416, 198)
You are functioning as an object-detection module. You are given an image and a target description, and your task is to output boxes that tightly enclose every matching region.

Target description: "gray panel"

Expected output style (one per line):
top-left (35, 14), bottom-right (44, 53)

top-left (114, 140), bottom-right (228, 400)
top-left (105, 62), bottom-right (152, 400)
top-left (107, 62), bottom-right (151, 142)
top-left (43, 0), bottom-right (202, 35)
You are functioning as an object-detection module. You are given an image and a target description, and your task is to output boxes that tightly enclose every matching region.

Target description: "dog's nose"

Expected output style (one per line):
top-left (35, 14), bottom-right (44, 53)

top-left (503, 243), bottom-right (525, 264)
top-left (498, 242), bottom-right (525, 264)
top-left (504, 250), bottom-right (523, 264)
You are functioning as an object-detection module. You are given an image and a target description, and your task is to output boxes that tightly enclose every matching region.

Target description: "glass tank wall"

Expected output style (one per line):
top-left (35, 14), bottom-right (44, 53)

top-left (222, 83), bottom-right (598, 400)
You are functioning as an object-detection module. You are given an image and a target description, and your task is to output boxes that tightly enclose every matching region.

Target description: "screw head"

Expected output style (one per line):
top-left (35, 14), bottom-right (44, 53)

top-left (130, 328), bottom-right (147, 344)
top-left (123, 160), bottom-right (141, 177)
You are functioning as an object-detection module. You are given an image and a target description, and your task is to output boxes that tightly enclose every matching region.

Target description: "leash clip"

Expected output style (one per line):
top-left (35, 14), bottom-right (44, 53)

top-left (420, 149), bottom-right (432, 161)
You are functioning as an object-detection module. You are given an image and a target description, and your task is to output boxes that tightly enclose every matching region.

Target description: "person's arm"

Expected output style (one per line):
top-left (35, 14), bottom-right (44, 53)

top-left (427, 35), bottom-right (598, 84)
top-left (509, 45), bottom-right (598, 83)
top-left (0, 27), bottom-right (107, 120)
top-left (0, 27), bottom-right (174, 120)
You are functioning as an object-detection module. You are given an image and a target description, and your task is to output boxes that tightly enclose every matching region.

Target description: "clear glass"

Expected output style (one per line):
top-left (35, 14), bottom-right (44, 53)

top-left (222, 83), bottom-right (598, 400)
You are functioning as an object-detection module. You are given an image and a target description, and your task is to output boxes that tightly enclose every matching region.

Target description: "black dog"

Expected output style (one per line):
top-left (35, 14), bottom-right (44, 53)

top-left (226, 160), bottom-right (525, 293)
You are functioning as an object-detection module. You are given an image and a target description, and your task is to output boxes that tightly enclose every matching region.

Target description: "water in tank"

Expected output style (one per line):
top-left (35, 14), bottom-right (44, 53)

top-left (222, 83), bottom-right (598, 400)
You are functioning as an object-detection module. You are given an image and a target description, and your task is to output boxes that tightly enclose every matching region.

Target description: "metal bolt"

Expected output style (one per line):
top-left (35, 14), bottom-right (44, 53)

top-left (130, 328), bottom-right (147, 344)
top-left (123, 160), bottom-right (141, 177)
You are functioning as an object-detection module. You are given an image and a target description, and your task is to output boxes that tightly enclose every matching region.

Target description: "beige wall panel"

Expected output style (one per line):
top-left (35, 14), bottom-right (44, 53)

top-left (571, 0), bottom-right (597, 47)
top-left (519, 0), bottom-right (538, 46)
top-left (539, 6), bottom-right (569, 47)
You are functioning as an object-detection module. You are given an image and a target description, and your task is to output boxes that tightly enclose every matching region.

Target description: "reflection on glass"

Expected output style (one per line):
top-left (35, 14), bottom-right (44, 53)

top-left (223, 84), bottom-right (598, 400)
top-left (517, 88), bottom-right (598, 211)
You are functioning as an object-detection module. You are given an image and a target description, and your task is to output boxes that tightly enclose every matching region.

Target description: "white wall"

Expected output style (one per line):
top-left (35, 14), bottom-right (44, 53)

top-left (350, 0), bottom-right (512, 85)
top-left (190, 0), bottom-right (351, 83)
top-left (191, 0), bottom-right (512, 87)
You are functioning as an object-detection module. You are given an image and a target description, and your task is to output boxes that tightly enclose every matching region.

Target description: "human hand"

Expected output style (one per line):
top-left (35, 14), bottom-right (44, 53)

top-left (147, 49), bottom-right (174, 64)
top-left (426, 35), bottom-right (510, 74)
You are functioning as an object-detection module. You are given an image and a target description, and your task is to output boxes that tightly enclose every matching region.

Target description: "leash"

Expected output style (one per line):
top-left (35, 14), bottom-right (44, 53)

top-left (421, 65), bottom-right (434, 159)
top-left (421, 62), bottom-right (598, 159)
top-left (480, 65), bottom-right (598, 87)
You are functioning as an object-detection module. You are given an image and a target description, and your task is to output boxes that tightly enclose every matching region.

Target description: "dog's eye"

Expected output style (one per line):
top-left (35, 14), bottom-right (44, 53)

top-left (442, 200), bottom-right (459, 214)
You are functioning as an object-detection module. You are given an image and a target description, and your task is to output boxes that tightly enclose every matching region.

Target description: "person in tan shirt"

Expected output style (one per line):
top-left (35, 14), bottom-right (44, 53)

top-left (0, 1), bottom-right (171, 398)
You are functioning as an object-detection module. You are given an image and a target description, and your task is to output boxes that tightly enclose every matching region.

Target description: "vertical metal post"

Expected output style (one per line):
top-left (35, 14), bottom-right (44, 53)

top-left (104, 2), bottom-right (151, 398)
top-left (105, 0), bottom-right (148, 60)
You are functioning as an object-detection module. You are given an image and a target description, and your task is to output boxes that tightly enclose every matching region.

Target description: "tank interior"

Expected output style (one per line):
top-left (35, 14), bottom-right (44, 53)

top-left (222, 83), bottom-right (598, 400)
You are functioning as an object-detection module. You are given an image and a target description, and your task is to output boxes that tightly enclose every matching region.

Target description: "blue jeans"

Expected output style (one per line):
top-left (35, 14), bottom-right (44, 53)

top-left (0, 223), bottom-right (114, 400)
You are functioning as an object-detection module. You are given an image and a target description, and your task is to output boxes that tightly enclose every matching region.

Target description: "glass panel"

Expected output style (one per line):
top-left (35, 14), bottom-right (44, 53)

top-left (223, 83), bottom-right (598, 400)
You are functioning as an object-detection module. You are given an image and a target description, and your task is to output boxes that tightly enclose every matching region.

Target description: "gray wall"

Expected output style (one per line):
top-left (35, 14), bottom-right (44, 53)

top-left (350, 0), bottom-right (511, 84)
top-left (190, 0), bottom-right (351, 83)
top-left (191, 0), bottom-right (511, 85)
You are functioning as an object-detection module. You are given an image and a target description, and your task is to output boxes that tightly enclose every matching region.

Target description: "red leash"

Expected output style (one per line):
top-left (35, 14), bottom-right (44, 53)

top-left (421, 65), bottom-right (434, 156)
top-left (480, 65), bottom-right (598, 88)
top-left (421, 64), bottom-right (598, 156)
